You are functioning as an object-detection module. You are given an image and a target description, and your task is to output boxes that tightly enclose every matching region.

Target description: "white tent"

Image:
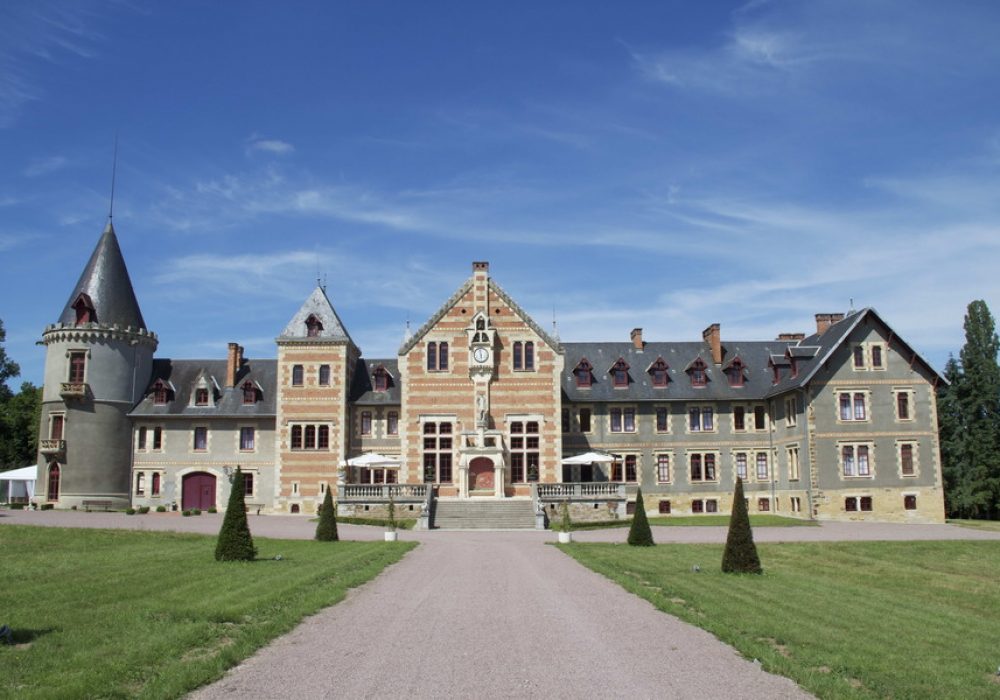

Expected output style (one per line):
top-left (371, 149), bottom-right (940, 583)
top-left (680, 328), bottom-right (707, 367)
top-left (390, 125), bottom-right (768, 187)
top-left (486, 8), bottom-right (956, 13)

top-left (561, 451), bottom-right (616, 465)
top-left (341, 453), bottom-right (402, 468)
top-left (0, 465), bottom-right (37, 503)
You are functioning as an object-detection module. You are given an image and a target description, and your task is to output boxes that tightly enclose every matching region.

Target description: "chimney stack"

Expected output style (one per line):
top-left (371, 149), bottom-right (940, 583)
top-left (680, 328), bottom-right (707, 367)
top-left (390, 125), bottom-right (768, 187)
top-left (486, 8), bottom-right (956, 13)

top-left (702, 323), bottom-right (722, 365)
top-left (226, 342), bottom-right (244, 388)
top-left (630, 328), bottom-right (644, 350)
top-left (777, 332), bottom-right (806, 342)
top-left (472, 261), bottom-right (489, 275)
top-left (815, 313), bottom-right (846, 336)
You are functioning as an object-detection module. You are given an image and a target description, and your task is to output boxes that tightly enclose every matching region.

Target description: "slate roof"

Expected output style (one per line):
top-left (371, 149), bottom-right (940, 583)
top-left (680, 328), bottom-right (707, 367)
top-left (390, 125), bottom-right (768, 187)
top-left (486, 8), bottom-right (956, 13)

top-left (129, 359), bottom-right (277, 417)
top-left (278, 286), bottom-right (353, 343)
top-left (58, 221), bottom-right (146, 330)
top-left (350, 359), bottom-right (402, 405)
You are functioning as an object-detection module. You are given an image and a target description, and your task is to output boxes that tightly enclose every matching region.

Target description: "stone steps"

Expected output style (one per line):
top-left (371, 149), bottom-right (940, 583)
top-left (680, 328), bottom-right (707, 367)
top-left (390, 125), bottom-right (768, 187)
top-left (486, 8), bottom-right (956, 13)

top-left (432, 499), bottom-right (536, 530)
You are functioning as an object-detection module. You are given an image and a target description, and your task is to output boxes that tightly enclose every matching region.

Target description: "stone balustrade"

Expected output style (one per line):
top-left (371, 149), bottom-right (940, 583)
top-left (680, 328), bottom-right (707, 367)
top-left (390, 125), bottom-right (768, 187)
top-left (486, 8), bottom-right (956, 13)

top-left (339, 484), bottom-right (429, 500)
top-left (537, 482), bottom-right (626, 500)
top-left (39, 439), bottom-right (65, 456)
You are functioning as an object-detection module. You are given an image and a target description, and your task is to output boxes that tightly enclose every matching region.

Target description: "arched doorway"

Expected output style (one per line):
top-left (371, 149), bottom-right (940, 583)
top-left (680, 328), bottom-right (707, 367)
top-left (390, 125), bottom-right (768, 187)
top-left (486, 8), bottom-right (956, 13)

top-left (47, 463), bottom-right (60, 501)
top-left (182, 472), bottom-right (216, 511)
top-left (469, 457), bottom-right (494, 492)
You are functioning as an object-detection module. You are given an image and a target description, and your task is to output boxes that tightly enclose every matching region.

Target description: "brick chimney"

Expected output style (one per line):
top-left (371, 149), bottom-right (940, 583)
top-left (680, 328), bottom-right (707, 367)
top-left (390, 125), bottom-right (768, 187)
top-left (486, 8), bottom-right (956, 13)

top-left (815, 313), bottom-right (846, 336)
top-left (630, 328), bottom-right (644, 350)
top-left (226, 342), bottom-right (244, 388)
top-left (702, 323), bottom-right (722, 365)
top-left (777, 332), bottom-right (806, 342)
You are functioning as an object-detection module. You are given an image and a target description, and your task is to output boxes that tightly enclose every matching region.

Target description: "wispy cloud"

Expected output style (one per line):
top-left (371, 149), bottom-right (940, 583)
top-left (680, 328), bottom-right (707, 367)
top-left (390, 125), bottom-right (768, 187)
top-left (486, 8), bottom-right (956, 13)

top-left (245, 138), bottom-right (295, 156)
top-left (23, 155), bottom-right (69, 177)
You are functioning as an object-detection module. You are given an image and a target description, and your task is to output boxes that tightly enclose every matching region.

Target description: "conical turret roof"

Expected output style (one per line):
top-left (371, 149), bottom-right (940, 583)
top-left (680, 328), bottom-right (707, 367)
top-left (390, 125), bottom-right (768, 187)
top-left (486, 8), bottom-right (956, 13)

top-left (58, 221), bottom-right (147, 330)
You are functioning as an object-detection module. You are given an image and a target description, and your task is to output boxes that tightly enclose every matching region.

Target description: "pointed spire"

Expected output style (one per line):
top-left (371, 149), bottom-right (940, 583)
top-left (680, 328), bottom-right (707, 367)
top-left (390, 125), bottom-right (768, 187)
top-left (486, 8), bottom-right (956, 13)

top-left (58, 221), bottom-right (147, 329)
top-left (278, 285), bottom-right (353, 342)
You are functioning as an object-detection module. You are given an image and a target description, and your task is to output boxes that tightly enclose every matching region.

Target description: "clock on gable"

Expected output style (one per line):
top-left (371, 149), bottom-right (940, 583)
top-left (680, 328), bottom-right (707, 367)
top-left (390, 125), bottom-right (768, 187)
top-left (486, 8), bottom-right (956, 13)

top-left (473, 346), bottom-right (491, 364)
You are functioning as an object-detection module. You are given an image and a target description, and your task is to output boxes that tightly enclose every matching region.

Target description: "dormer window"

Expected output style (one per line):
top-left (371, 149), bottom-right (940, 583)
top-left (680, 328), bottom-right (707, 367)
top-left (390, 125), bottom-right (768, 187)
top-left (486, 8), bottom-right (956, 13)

top-left (786, 351), bottom-right (798, 379)
top-left (574, 358), bottom-right (593, 388)
top-left (72, 293), bottom-right (96, 325)
top-left (725, 358), bottom-right (745, 388)
top-left (611, 358), bottom-right (630, 388)
top-left (242, 380), bottom-right (257, 405)
top-left (688, 358), bottom-right (707, 387)
top-left (373, 366), bottom-right (391, 392)
top-left (305, 314), bottom-right (323, 337)
top-left (769, 359), bottom-right (780, 384)
top-left (152, 380), bottom-right (170, 405)
top-left (649, 358), bottom-right (669, 388)
top-left (195, 388), bottom-right (209, 406)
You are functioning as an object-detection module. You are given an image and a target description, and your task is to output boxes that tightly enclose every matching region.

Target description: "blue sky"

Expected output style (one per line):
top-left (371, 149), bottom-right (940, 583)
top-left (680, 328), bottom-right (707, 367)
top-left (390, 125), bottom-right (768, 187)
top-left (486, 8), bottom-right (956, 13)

top-left (2, 0), bottom-right (998, 387)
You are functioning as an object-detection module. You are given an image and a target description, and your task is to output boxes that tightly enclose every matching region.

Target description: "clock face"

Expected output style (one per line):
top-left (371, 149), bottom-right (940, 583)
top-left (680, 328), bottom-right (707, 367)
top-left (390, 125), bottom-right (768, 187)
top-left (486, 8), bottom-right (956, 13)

top-left (473, 347), bottom-right (490, 363)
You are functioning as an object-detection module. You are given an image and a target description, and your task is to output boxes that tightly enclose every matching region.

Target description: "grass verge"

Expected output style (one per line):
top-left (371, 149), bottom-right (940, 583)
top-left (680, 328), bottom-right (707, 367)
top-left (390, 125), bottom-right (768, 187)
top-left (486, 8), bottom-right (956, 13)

top-left (947, 518), bottom-right (1000, 532)
top-left (0, 525), bottom-right (415, 698)
top-left (553, 514), bottom-right (815, 530)
top-left (337, 516), bottom-right (418, 529)
top-left (560, 540), bottom-right (1000, 699)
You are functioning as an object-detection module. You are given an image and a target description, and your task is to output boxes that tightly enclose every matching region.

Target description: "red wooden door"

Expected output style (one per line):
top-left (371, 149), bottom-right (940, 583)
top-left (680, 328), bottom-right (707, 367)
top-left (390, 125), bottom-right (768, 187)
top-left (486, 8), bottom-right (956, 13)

top-left (182, 472), bottom-right (216, 510)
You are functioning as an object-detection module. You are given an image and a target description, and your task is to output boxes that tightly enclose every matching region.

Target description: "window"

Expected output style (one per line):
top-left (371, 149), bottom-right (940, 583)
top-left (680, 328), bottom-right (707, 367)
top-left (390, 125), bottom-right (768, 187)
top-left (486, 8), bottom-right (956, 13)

top-left (900, 443), bottom-right (916, 476)
top-left (135, 472), bottom-right (145, 496)
top-left (574, 359), bottom-right (593, 388)
top-left (426, 342), bottom-right (448, 371)
top-left (72, 293), bottom-right (96, 324)
top-left (68, 351), bottom-right (86, 383)
top-left (756, 452), bottom-right (769, 481)
top-left (688, 406), bottom-right (714, 432)
top-left (871, 345), bottom-right (884, 369)
top-left (373, 366), bottom-right (390, 391)
top-left (689, 453), bottom-right (717, 482)
top-left (841, 444), bottom-right (872, 477)
top-left (649, 358), bottom-right (669, 388)
top-left (787, 446), bottom-right (800, 481)
top-left (758, 497), bottom-right (770, 512)
top-left (290, 424), bottom-right (330, 451)
top-left (292, 365), bottom-right (304, 386)
top-left (243, 472), bottom-right (254, 498)
top-left (361, 411), bottom-right (372, 435)
top-left (785, 396), bottom-right (798, 427)
top-left (658, 500), bottom-right (671, 514)
top-left (193, 427), bottom-right (208, 451)
top-left (904, 494), bottom-right (917, 510)
top-left (896, 391), bottom-right (912, 421)
top-left (423, 421), bottom-right (454, 483)
top-left (611, 358), bottom-right (630, 387)
top-left (625, 501), bottom-right (636, 515)
top-left (508, 421), bottom-right (539, 483)
top-left (839, 392), bottom-right (868, 421)
top-left (689, 358), bottom-right (707, 387)
top-left (561, 408), bottom-right (570, 433)
top-left (305, 314), bottom-right (323, 337)
top-left (242, 381), bottom-right (257, 404)
top-left (240, 427), bottom-right (255, 451)
top-left (47, 464), bottom-right (60, 501)
top-left (770, 360), bottom-right (780, 384)
top-left (611, 455), bottom-right (638, 483)
top-left (735, 452), bottom-right (748, 480)
top-left (656, 454), bottom-right (671, 483)
top-left (153, 380), bottom-right (169, 405)
top-left (692, 499), bottom-right (703, 514)
top-left (725, 358), bottom-right (745, 387)
top-left (733, 406), bottom-right (746, 431)
top-left (790, 496), bottom-right (801, 513)
top-left (655, 407), bottom-right (669, 433)
top-left (754, 405), bottom-right (767, 431)
top-left (195, 388), bottom-right (209, 406)
top-left (513, 341), bottom-right (535, 371)
top-left (387, 411), bottom-right (399, 436)
top-left (151, 472), bottom-right (160, 496)
top-left (318, 365), bottom-right (330, 386)
top-left (50, 414), bottom-right (64, 440)
top-left (610, 407), bottom-right (636, 433)
top-left (137, 426), bottom-right (147, 450)
top-left (691, 499), bottom-right (718, 514)
top-left (845, 496), bottom-right (873, 512)
top-left (152, 427), bottom-right (162, 451)
top-left (853, 346), bottom-right (866, 369)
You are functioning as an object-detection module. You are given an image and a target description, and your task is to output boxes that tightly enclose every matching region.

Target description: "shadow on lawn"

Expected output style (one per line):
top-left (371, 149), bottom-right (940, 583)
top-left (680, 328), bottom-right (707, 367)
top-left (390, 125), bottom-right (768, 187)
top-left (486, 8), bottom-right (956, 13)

top-left (5, 627), bottom-right (56, 646)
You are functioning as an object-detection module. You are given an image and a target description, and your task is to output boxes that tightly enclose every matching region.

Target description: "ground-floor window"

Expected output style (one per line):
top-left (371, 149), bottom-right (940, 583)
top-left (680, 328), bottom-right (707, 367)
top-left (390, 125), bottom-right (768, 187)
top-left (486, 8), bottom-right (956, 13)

top-left (658, 500), bottom-right (671, 514)
top-left (47, 463), bottom-right (60, 501)
top-left (151, 472), bottom-right (160, 496)
top-left (691, 498), bottom-right (718, 513)
top-left (423, 421), bottom-right (454, 483)
top-left (845, 496), bottom-right (873, 512)
top-left (243, 472), bottom-right (254, 498)
top-left (626, 501), bottom-right (636, 515)
top-left (509, 421), bottom-right (539, 483)
top-left (757, 497), bottom-right (770, 512)
top-left (904, 494), bottom-right (917, 510)
top-left (790, 496), bottom-right (801, 513)
top-left (135, 472), bottom-right (145, 496)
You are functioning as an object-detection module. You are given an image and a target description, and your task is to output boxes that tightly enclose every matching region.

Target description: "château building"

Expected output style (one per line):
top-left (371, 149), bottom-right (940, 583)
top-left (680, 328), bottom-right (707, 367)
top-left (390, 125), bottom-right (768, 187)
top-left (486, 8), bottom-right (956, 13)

top-left (35, 223), bottom-right (947, 525)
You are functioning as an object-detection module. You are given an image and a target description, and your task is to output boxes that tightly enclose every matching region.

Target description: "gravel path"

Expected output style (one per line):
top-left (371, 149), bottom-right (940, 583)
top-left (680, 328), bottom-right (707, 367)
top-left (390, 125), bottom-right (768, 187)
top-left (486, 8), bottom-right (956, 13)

top-left (5, 510), bottom-right (998, 699)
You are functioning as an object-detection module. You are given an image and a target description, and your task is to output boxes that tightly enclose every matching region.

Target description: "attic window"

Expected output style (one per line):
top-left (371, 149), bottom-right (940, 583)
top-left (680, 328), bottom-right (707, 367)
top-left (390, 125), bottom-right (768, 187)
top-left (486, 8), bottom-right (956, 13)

top-left (373, 366), bottom-right (390, 392)
top-left (649, 358), bottom-right (669, 388)
top-left (725, 358), bottom-right (745, 388)
top-left (72, 293), bottom-right (96, 325)
top-left (769, 360), bottom-right (780, 384)
top-left (305, 314), bottom-right (323, 337)
top-left (611, 358), bottom-right (630, 388)
top-left (688, 358), bottom-right (707, 387)
top-left (152, 380), bottom-right (170, 405)
top-left (574, 359), bottom-right (593, 388)
top-left (787, 351), bottom-right (798, 379)
top-left (195, 388), bottom-right (209, 406)
top-left (242, 380), bottom-right (257, 405)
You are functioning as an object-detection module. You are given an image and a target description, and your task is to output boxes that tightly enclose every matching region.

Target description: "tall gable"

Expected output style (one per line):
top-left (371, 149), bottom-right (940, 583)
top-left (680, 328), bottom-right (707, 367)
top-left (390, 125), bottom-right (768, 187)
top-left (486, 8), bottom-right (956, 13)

top-left (278, 286), bottom-right (353, 343)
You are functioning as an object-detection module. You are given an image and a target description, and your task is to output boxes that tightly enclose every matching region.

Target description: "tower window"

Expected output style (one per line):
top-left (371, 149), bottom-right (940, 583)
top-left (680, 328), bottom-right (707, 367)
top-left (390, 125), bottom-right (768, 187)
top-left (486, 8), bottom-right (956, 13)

top-left (72, 293), bottom-right (96, 325)
top-left (318, 364), bottom-right (330, 386)
top-left (305, 314), bottom-right (323, 337)
top-left (292, 365), bottom-right (304, 386)
top-left (68, 352), bottom-right (87, 383)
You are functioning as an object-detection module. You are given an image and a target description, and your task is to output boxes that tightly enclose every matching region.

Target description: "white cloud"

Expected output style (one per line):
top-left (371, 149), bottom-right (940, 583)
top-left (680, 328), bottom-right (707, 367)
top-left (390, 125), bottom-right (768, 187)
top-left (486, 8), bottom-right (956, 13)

top-left (246, 138), bottom-right (295, 156)
top-left (23, 155), bottom-right (68, 177)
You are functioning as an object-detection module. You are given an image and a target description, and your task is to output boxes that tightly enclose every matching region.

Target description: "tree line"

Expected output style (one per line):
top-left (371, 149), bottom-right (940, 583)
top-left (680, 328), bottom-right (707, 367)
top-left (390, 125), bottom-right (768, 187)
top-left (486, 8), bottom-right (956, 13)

top-left (0, 319), bottom-right (41, 471)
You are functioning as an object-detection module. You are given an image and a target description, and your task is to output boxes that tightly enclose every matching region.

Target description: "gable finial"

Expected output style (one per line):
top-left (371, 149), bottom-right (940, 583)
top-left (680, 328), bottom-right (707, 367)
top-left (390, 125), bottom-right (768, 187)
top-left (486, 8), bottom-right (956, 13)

top-left (108, 131), bottom-right (119, 223)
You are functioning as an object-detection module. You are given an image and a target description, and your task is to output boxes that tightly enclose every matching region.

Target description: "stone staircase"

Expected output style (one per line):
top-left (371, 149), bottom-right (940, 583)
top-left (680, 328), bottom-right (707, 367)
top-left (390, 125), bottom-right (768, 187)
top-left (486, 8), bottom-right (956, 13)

top-left (432, 498), bottom-right (536, 530)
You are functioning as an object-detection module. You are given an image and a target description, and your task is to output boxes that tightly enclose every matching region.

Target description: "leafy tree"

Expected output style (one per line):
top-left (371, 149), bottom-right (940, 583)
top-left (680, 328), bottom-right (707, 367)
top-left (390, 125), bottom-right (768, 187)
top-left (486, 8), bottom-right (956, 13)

top-left (0, 382), bottom-right (41, 470)
top-left (315, 487), bottom-right (339, 541)
top-left (938, 355), bottom-right (967, 517)
top-left (0, 320), bottom-right (19, 403)
top-left (215, 467), bottom-right (256, 561)
top-left (722, 478), bottom-right (762, 574)
top-left (627, 487), bottom-right (654, 546)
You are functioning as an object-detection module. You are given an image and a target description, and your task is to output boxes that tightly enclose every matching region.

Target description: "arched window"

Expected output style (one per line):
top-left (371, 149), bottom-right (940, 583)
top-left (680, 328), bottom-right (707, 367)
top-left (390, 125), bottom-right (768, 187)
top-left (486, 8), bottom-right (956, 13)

top-left (513, 341), bottom-right (523, 370)
top-left (305, 314), bottom-right (323, 337)
top-left (438, 342), bottom-right (448, 370)
top-left (524, 342), bottom-right (534, 370)
top-left (291, 365), bottom-right (304, 386)
top-left (47, 463), bottom-right (60, 501)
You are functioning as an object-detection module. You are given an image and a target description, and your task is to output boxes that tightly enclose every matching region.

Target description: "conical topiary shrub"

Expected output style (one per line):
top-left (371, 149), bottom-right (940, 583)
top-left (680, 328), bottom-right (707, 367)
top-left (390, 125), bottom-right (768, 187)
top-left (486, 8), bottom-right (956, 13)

top-left (215, 466), bottom-right (256, 561)
top-left (315, 486), bottom-right (339, 541)
top-left (627, 487), bottom-right (654, 546)
top-left (722, 477), bottom-right (762, 574)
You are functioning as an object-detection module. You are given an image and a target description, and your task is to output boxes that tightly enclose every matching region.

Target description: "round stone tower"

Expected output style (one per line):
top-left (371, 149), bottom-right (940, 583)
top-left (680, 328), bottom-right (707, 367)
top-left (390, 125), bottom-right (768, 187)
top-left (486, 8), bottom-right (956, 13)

top-left (36, 221), bottom-right (156, 508)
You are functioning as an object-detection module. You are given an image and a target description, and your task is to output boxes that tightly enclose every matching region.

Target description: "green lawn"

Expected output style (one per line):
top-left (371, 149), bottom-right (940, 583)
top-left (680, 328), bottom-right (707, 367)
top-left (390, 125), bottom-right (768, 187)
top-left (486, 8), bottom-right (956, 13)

top-left (561, 540), bottom-right (1000, 699)
top-left (948, 518), bottom-right (1000, 532)
top-left (559, 514), bottom-right (815, 530)
top-left (0, 525), bottom-right (415, 698)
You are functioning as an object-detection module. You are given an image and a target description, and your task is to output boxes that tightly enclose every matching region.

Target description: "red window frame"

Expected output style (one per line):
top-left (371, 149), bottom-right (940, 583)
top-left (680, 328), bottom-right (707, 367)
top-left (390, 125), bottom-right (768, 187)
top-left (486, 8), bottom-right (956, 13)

top-left (726, 359), bottom-right (745, 387)
top-left (242, 381), bottom-right (257, 404)
top-left (689, 359), bottom-right (707, 387)
top-left (650, 358), bottom-right (669, 388)
top-left (361, 411), bottom-right (372, 435)
top-left (574, 359), bottom-right (593, 388)
top-left (195, 388), bottom-right (209, 406)
top-left (900, 444), bottom-right (914, 475)
top-left (611, 358), bottom-right (630, 388)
